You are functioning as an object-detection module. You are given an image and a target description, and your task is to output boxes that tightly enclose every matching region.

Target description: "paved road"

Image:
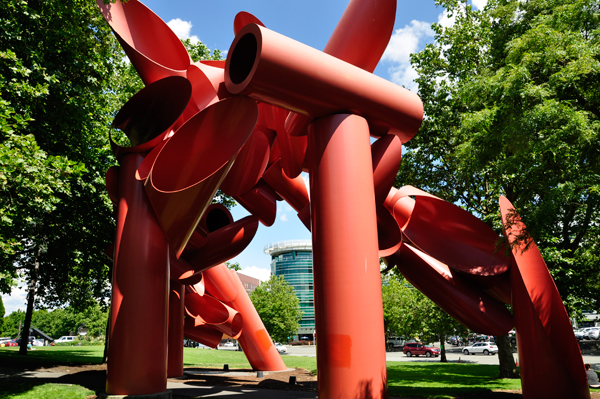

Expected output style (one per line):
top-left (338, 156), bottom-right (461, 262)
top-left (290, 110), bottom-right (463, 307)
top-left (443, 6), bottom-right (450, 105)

top-left (286, 344), bottom-right (600, 369)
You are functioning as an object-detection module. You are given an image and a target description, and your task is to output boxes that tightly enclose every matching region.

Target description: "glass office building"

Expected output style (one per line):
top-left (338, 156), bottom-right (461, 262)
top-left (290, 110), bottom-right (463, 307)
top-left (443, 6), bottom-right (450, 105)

top-left (264, 240), bottom-right (314, 340)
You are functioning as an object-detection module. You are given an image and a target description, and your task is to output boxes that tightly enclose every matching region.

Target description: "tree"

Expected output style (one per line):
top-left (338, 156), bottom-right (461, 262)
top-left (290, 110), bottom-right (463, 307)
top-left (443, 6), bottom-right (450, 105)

top-left (1, 0), bottom-right (124, 354)
top-left (382, 273), bottom-right (467, 362)
top-left (0, 310), bottom-right (25, 338)
top-left (0, 296), bottom-right (4, 331)
top-left (249, 275), bottom-right (302, 343)
top-left (401, 0), bottom-right (600, 376)
top-left (226, 261), bottom-right (242, 271)
top-left (421, 303), bottom-right (468, 362)
top-left (381, 274), bottom-right (425, 341)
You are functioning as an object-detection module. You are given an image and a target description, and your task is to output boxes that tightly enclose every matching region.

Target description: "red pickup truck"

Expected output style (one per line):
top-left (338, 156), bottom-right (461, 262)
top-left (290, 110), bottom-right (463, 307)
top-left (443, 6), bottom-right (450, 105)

top-left (403, 342), bottom-right (440, 357)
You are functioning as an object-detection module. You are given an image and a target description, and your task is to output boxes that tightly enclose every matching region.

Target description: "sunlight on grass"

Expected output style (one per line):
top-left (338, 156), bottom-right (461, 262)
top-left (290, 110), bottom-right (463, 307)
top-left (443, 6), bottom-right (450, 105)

top-left (182, 348), bottom-right (318, 374)
top-left (0, 382), bottom-right (94, 399)
top-left (387, 362), bottom-right (522, 398)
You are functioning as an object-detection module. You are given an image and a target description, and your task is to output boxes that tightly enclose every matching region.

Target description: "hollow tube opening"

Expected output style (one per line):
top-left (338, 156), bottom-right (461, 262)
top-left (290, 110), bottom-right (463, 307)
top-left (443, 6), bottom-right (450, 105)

top-left (229, 33), bottom-right (258, 85)
top-left (206, 208), bottom-right (232, 232)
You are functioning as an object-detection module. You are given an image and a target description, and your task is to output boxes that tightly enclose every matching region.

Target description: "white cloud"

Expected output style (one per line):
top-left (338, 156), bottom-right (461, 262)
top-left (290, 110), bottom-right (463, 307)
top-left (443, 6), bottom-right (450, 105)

top-left (167, 18), bottom-right (200, 43)
top-left (471, 0), bottom-right (488, 11)
top-left (280, 213), bottom-right (288, 222)
top-left (2, 285), bottom-right (27, 315)
top-left (382, 20), bottom-right (434, 92)
top-left (240, 266), bottom-right (271, 282)
top-left (302, 172), bottom-right (310, 199)
top-left (437, 9), bottom-right (456, 29)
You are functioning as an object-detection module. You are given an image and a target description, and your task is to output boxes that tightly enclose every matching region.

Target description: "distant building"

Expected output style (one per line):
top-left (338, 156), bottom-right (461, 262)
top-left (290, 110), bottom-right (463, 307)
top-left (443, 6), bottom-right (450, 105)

top-left (264, 240), bottom-right (314, 340)
top-left (237, 272), bottom-right (260, 294)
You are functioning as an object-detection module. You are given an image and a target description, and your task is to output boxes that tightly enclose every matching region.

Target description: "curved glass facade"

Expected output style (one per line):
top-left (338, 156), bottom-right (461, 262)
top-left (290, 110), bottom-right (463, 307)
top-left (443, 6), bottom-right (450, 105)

top-left (264, 240), bottom-right (314, 339)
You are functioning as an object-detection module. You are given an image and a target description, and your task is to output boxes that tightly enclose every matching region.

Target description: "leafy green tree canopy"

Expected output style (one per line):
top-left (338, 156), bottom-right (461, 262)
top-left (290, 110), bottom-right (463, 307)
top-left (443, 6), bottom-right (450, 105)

top-left (402, 0), bottom-right (600, 315)
top-left (249, 275), bottom-right (302, 343)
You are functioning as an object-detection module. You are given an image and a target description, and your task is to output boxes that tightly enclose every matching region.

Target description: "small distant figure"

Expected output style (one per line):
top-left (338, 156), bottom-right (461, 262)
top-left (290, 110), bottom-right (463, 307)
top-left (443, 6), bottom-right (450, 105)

top-left (586, 364), bottom-right (600, 389)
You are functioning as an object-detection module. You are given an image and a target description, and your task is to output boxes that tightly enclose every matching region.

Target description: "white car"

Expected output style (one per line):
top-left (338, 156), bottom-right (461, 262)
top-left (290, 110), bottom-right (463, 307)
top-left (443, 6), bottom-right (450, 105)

top-left (578, 327), bottom-right (595, 340)
top-left (575, 329), bottom-right (587, 340)
top-left (462, 342), bottom-right (498, 355)
top-left (274, 343), bottom-right (287, 353)
top-left (55, 336), bottom-right (76, 344)
top-left (586, 327), bottom-right (600, 340)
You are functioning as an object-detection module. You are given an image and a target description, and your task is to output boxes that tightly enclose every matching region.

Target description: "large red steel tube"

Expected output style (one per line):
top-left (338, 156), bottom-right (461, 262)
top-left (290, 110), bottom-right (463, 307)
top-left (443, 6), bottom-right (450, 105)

top-left (372, 135), bottom-right (402, 207)
top-left (262, 160), bottom-right (310, 213)
top-left (107, 152), bottom-right (169, 396)
top-left (185, 292), bottom-right (243, 339)
top-left (167, 282), bottom-right (185, 378)
top-left (231, 270), bottom-right (286, 371)
top-left (500, 196), bottom-right (590, 399)
top-left (184, 215), bottom-right (260, 272)
top-left (200, 263), bottom-right (284, 369)
top-left (225, 24), bottom-right (423, 143)
top-left (184, 317), bottom-right (224, 348)
top-left (308, 114), bottom-right (387, 399)
top-left (202, 263), bottom-right (239, 303)
top-left (233, 180), bottom-right (279, 227)
top-left (323, 0), bottom-right (396, 72)
top-left (284, 0), bottom-right (397, 136)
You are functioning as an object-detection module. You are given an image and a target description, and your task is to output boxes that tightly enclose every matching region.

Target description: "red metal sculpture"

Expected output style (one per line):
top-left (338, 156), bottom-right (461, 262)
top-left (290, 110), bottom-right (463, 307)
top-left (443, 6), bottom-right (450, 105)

top-left (97, 1), bottom-right (589, 398)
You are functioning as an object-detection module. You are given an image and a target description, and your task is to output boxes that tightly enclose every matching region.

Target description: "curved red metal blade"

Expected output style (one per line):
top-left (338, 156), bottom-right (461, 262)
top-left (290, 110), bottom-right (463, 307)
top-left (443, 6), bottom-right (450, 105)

top-left (500, 196), bottom-right (589, 399)
top-left (96, 0), bottom-right (191, 84)
top-left (145, 97), bottom-right (258, 257)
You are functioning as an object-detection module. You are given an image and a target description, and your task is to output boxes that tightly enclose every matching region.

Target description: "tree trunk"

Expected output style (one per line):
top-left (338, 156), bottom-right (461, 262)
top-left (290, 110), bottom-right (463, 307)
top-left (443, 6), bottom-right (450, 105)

top-left (496, 334), bottom-right (520, 378)
top-left (439, 332), bottom-right (447, 362)
top-left (103, 310), bottom-right (110, 363)
top-left (19, 252), bottom-right (40, 356)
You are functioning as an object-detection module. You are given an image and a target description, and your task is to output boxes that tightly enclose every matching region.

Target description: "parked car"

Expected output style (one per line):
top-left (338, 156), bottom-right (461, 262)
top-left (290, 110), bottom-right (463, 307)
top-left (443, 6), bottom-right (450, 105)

top-left (403, 342), bottom-right (440, 357)
top-left (3, 340), bottom-right (18, 347)
top-left (223, 342), bottom-right (235, 347)
top-left (578, 327), bottom-right (595, 340)
top-left (462, 342), bottom-right (498, 355)
top-left (274, 343), bottom-right (287, 353)
top-left (575, 329), bottom-right (587, 340)
top-left (387, 337), bottom-right (405, 350)
top-left (55, 336), bottom-right (76, 344)
top-left (586, 327), bottom-right (600, 340)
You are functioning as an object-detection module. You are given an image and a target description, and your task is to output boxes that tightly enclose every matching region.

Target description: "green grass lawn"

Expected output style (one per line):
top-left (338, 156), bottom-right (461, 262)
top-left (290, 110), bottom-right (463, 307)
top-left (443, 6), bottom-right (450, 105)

top-left (387, 362), bottom-right (522, 398)
top-left (0, 383), bottom-right (94, 399)
top-left (0, 346), bottom-right (522, 398)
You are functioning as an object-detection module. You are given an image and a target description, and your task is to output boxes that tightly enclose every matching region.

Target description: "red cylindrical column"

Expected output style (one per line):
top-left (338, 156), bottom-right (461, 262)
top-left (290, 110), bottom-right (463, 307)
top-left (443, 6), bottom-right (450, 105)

top-left (308, 114), bottom-right (387, 399)
top-left (167, 282), bottom-right (185, 378)
top-left (106, 152), bottom-right (170, 395)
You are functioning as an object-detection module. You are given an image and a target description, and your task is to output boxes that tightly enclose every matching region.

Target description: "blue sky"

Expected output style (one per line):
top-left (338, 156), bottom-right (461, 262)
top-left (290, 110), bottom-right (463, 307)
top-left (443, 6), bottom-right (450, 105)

top-left (2, 0), bottom-right (486, 314)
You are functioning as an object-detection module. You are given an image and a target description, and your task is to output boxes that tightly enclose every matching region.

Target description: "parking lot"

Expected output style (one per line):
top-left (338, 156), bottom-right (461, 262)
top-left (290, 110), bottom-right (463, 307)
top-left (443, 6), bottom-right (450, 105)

top-left (285, 343), bottom-right (600, 368)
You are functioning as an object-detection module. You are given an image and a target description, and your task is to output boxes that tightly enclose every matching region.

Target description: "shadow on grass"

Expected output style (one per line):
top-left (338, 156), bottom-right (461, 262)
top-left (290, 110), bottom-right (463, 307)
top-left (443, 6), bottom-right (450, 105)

top-left (387, 362), bottom-right (522, 399)
top-left (0, 347), bottom-right (104, 370)
top-left (0, 370), bottom-right (105, 398)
